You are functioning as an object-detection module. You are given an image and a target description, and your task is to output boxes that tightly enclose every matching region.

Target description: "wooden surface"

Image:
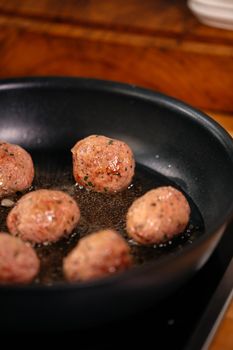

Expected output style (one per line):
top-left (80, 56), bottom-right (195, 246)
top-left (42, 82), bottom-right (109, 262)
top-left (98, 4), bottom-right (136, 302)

top-left (210, 303), bottom-right (233, 350)
top-left (0, 1), bottom-right (232, 348)
top-left (0, 0), bottom-right (232, 112)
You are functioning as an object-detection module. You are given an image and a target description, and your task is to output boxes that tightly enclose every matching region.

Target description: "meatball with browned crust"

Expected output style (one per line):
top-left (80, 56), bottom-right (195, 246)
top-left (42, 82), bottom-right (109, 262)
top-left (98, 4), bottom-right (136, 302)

top-left (7, 189), bottom-right (80, 244)
top-left (0, 233), bottom-right (39, 284)
top-left (0, 141), bottom-right (34, 198)
top-left (126, 186), bottom-right (191, 245)
top-left (71, 135), bottom-right (135, 193)
top-left (63, 229), bottom-right (132, 282)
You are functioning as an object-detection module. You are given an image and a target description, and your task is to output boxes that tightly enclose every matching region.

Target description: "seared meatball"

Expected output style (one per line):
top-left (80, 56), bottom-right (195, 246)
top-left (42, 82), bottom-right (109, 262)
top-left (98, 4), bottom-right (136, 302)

top-left (0, 141), bottom-right (34, 198)
top-left (63, 229), bottom-right (132, 282)
top-left (7, 189), bottom-right (80, 243)
top-left (126, 186), bottom-right (191, 245)
top-left (71, 135), bottom-right (135, 192)
top-left (0, 233), bottom-right (39, 284)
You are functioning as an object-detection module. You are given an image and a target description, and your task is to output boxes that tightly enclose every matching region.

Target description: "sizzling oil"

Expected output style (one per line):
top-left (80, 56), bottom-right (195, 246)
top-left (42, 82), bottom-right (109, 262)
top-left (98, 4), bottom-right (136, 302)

top-left (0, 151), bottom-right (204, 285)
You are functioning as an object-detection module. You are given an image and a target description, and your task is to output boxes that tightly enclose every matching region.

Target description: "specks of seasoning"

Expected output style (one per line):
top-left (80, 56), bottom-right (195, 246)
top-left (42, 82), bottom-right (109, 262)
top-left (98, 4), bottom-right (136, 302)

top-left (9, 153), bottom-right (14, 156)
top-left (125, 167), bottom-right (128, 171)
top-left (104, 187), bottom-right (108, 192)
top-left (108, 140), bottom-right (114, 145)
top-left (84, 175), bottom-right (88, 181)
top-left (88, 181), bottom-right (94, 187)
top-left (151, 202), bottom-right (156, 207)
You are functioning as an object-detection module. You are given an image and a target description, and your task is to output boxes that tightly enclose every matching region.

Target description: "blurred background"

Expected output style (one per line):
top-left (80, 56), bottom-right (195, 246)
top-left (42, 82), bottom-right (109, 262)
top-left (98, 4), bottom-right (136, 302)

top-left (0, 0), bottom-right (232, 135)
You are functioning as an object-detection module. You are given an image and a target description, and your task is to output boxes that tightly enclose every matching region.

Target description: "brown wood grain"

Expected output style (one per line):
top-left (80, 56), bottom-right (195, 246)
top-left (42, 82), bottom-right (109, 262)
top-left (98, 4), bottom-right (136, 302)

top-left (0, 0), bottom-right (232, 111)
top-left (0, 0), bottom-right (233, 43)
top-left (207, 111), bottom-right (233, 137)
top-left (0, 14), bottom-right (232, 112)
top-left (210, 303), bottom-right (233, 350)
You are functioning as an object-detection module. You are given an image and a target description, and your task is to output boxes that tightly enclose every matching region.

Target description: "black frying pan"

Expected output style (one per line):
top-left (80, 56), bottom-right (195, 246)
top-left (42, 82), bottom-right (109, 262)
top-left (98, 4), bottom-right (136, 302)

top-left (0, 77), bottom-right (232, 331)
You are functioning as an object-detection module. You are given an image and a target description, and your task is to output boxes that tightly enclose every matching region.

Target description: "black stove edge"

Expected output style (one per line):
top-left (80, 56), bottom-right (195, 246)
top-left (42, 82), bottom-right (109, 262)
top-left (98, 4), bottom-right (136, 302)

top-left (185, 256), bottom-right (233, 350)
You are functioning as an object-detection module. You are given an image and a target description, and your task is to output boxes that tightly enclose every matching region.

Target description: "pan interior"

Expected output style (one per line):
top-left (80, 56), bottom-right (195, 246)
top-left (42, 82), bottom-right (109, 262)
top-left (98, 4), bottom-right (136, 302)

top-left (0, 149), bottom-right (204, 285)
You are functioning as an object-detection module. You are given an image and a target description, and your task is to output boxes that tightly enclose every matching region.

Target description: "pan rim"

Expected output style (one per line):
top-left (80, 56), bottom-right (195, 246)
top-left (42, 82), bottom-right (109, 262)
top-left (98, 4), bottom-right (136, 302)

top-left (0, 76), bottom-right (232, 292)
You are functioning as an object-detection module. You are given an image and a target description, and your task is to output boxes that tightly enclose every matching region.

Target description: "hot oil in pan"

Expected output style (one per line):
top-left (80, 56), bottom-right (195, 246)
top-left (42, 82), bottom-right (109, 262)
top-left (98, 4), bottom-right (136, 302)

top-left (0, 151), bottom-right (204, 285)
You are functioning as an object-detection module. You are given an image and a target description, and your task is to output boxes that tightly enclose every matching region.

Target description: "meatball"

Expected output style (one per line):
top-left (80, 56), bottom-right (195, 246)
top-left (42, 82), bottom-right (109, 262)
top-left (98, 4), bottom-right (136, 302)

top-left (0, 233), bottom-right (39, 284)
top-left (0, 141), bottom-right (34, 198)
top-left (71, 135), bottom-right (135, 192)
top-left (63, 229), bottom-right (132, 282)
top-left (7, 189), bottom-right (80, 243)
top-left (126, 186), bottom-right (191, 245)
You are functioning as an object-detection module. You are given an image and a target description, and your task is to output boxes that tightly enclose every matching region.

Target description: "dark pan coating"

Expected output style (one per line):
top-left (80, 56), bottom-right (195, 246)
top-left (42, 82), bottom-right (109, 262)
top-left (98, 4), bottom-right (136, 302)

top-left (0, 78), bottom-right (230, 333)
top-left (0, 155), bottom-right (203, 285)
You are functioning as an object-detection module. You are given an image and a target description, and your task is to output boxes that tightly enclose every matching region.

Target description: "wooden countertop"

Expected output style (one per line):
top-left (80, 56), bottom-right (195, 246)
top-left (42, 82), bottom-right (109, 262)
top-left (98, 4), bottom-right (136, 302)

top-left (0, 0), bottom-right (232, 114)
top-left (0, 1), bottom-right (232, 347)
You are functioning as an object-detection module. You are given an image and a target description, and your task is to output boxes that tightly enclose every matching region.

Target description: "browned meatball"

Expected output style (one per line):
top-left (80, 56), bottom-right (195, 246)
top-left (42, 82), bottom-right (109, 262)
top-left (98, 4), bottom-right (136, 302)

top-left (63, 229), bottom-right (132, 282)
top-left (0, 141), bottom-right (34, 198)
top-left (7, 189), bottom-right (80, 244)
top-left (126, 186), bottom-right (191, 245)
top-left (71, 135), bottom-right (135, 193)
top-left (0, 233), bottom-right (39, 284)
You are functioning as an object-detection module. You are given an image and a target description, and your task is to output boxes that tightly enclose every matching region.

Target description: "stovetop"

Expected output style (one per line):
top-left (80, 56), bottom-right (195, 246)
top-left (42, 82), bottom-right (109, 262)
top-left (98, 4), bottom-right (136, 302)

top-left (56, 221), bottom-right (233, 349)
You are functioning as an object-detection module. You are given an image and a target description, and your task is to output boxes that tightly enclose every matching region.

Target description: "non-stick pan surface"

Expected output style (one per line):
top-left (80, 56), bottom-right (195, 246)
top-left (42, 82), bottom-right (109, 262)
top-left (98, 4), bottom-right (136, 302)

top-left (0, 77), bottom-right (232, 331)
